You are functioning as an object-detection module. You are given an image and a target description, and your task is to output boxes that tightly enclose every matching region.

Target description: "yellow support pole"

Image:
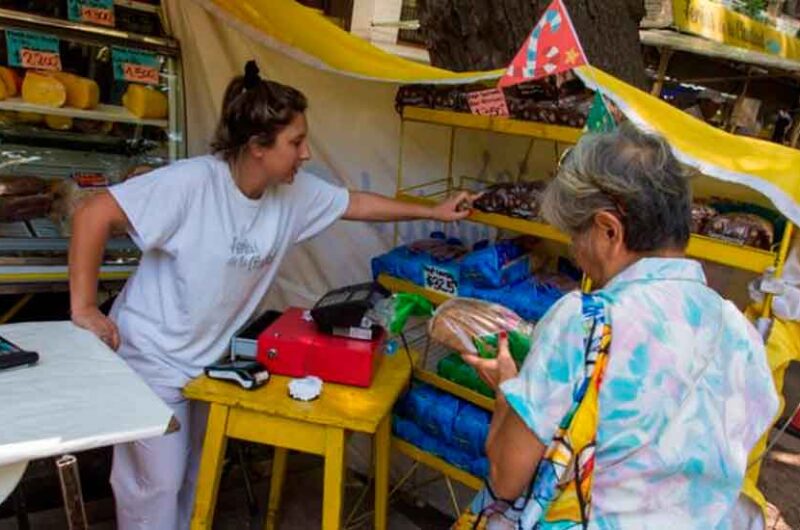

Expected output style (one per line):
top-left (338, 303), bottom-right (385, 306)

top-left (0, 293), bottom-right (33, 324)
top-left (760, 222), bottom-right (795, 321)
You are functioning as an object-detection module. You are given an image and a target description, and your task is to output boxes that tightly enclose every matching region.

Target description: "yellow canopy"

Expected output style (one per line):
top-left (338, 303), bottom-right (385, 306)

top-left (195, 0), bottom-right (499, 83)
top-left (197, 0), bottom-right (800, 224)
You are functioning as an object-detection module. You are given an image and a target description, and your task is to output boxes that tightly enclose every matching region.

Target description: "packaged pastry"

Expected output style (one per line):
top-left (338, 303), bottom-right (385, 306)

top-left (0, 176), bottom-right (48, 197)
top-left (474, 181), bottom-right (546, 219)
top-left (691, 202), bottom-right (717, 233)
top-left (702, 212), bottom-right (774, 249)
top-left (0, 192), bottom-right (53, 222)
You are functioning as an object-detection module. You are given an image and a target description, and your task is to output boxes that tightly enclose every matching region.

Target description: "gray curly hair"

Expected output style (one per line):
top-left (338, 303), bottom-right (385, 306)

top-left (541, 123), bottom-right (692, 252)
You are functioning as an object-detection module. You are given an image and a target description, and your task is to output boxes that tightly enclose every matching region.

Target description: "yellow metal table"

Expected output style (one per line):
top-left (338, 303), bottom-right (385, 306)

top-left (184, 351), bottom-right (412, 530)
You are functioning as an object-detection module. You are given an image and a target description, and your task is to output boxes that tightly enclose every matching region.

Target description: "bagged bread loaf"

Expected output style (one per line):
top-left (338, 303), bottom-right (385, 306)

top-left (428, 298), bottom-right (533, 361)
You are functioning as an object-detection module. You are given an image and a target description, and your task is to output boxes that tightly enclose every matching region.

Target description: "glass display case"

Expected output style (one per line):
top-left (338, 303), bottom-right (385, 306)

top-left (0, 4), bottom-right (184, 292)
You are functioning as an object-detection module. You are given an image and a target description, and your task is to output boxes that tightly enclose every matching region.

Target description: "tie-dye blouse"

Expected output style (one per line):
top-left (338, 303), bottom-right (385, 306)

top-left (500, 258), bottom-right (779, 529)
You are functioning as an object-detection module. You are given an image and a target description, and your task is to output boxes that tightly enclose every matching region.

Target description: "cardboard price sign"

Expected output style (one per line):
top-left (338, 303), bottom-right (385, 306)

top-left (68, 0), bottom-right (115, 27)
top-left (112, 47), bottom-right (161, 85)
top-left (467, 88), bottom-right (510, 117)
top-left (6, 30), bottom-right (61, 71)
top-left (424, 265), bottom-right (459, 296)
top-left (20, 49), bottom-right (62, 70)
top-left (122, 63), bottom-right (159, 84)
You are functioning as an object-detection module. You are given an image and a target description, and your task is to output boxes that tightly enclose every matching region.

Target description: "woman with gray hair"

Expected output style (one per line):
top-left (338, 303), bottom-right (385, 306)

top-left (456, 123), bottom-right (778, 530)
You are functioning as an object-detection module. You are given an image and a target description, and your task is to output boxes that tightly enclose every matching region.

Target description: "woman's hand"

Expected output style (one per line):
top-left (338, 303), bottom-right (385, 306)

top-left (430, 191), bottom-right (481, 222)
top-left (72, 307), bottom-right (120, 350)
top-left (461, 332), bottom-right (518, 390)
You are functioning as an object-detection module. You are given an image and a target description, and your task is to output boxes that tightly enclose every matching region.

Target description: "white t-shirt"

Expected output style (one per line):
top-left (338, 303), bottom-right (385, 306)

top-left (108, 155), bottom-right (349, 388)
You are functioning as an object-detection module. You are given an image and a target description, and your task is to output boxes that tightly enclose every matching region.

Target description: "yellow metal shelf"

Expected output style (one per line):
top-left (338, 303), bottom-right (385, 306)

top-left (393, 437), bottom-right (483, 490)
top-left (396, 192), bottom-right (570, 244)
top-left (395, 193), bottom-right (778, 274)
top-left (377, 273), bottom-right (452, 306)
top-left (414, 368), bottom-right (495, 411)
top-left (402, 107), bottom-right (583, 144)
top-left (685, 234), bottom-right (777, 274)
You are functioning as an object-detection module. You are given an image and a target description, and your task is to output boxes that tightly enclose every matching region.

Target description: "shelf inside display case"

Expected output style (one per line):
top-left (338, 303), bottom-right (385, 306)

top-left (0, 98), bottom-right (168, 128)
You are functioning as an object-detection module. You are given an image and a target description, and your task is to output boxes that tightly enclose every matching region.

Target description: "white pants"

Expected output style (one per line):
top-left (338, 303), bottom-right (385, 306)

top-left (110, 385), bottom-right (209, 530)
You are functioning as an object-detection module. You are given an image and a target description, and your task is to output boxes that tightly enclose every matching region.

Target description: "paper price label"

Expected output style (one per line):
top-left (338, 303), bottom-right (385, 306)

top-left (20, 49), bottom-right (62, 70)
top-left (68, 0), bottom-right (115, 26)
top-left (122, 63), bottom-right (159, 84)
top-left (81, 5), bottom-right (114, 26)
top-left (6, 30), bottom-right (61, 70)
top-left (112, 47), bottom-right (160, 85)
top-left (423, 265), bottom-right (458, 296)
top-left (467, 88), bottom-right (510, 117)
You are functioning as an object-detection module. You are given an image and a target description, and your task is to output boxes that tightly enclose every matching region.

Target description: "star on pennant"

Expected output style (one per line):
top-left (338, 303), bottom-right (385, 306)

top-left (565, 47), bottom-right (580, 65)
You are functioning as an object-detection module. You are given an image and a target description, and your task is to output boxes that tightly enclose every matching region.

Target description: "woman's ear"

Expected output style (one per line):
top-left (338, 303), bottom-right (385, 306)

top-left (593, 211), bottom-right (625, 246)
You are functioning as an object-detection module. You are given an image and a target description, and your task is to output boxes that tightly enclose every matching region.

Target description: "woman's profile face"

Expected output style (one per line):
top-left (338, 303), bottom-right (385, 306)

top-left (250, 112), bottom-right (311, 185)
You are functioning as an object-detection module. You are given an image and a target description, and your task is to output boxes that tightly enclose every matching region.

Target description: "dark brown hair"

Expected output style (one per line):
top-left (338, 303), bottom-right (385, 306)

top-left (211, 60), bottom-right (308, 161)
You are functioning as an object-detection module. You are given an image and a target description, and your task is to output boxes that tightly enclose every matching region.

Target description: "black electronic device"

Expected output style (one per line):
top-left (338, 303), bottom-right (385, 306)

top-left (204, 359), bottom-right (269, 390)
top-left (0, 335), bottom-right (39, 371)
top-left (310, 282), bottom-right (390, 340)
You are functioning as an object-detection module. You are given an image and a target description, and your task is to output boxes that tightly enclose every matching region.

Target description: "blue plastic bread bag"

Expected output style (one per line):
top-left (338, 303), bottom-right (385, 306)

top-left (460, 238), bottom-right (530, 289)
top-left (464, 276), bottom-right (565, 322)
top-left (452, 404), bottom-right (491, 457)
top-left (371, 232), bottom-right (466, 288)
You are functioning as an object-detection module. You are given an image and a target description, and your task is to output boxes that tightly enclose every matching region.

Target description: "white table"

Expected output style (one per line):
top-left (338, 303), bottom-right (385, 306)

top-left (0, 321), bottom-right (174, 510)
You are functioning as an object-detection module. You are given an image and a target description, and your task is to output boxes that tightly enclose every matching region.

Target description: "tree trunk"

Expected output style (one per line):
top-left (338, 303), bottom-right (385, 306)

top-left (418, 0), bottom-right (648, 89)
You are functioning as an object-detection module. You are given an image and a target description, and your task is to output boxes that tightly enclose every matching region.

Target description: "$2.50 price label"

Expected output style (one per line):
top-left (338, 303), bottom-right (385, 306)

top-left (6, 30), bottom-right (62, 71)
top-left (423, 265), bottom-right (459, 296)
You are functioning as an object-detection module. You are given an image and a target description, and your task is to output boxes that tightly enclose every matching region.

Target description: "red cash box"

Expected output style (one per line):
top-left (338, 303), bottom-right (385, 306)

top-left (256, 307), bottom-right (385, 387)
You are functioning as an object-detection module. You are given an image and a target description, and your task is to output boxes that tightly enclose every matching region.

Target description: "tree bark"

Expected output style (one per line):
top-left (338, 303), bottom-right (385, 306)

top-left (418, 0), bottom-right (648, 89)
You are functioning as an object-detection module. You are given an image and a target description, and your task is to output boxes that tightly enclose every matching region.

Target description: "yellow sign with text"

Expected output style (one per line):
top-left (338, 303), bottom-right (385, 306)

top-left (672, 0), bottom-right (800, 61)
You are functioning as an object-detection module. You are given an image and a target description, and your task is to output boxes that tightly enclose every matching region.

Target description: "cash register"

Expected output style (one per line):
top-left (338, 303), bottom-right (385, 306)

top-left (255, 282), bottom-right (390, 387)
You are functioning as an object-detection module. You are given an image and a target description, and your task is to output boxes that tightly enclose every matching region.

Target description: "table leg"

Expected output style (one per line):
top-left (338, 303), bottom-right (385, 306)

top-left (374, 416), bottom-right (391, 530)
top-left (264, 447), bottom-right (288, 530)
top-left (322, 427), bottom-right (346, 530)
top-left (191, 403), bottom-right (230, 530)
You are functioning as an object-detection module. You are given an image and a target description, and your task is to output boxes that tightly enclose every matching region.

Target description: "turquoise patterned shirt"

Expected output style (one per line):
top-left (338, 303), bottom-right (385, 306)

top-left (500, 258), bottom-right (779, 529)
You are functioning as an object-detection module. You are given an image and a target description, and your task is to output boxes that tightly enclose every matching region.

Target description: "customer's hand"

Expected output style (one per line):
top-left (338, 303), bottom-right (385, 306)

top-left (72, 306), bottom-right (120, 350)
top-left (461, 332), bottom-right (518, 390)
top-left (430, 191), bottom-right (481, 222)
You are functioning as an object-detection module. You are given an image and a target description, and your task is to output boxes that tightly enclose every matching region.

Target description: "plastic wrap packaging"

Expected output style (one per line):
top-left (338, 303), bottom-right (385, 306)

top-left (473, 181), bottom-right (546, 219)
top-left (428, 298), bottom-right (533, 360)
top-left (452, 405), bottom-right (491, 457)
top-left (50, 179), bottom-right (106, 236)
top-left (702, 212), bottom-right (774, 250)
top-left (371, 232), bottom-right (466, 286)
top-left (460, 238), bottom-right (533, 289)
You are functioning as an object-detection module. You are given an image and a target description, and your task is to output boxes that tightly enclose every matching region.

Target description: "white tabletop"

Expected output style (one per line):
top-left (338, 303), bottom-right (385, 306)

top-left (0, 321), bottom-right (173, 466)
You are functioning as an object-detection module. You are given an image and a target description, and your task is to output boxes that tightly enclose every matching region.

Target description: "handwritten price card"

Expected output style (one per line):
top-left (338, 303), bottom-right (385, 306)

top-left (6, 30), bottom-right (62, 71)
top-left (423, 265), bottom-right (459, 296)
top-left (467, 88), bottom-right (510, 117)
top-left (68, 0), bottom-right (115, 27)
top-left (112, 47), bottom-right (161, 85)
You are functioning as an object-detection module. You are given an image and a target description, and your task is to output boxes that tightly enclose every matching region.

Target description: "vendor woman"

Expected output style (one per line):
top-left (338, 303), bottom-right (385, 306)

top-left (459, 124), bottom-right (778, 529)
top-left (68, 61), bottom-right (476, 530)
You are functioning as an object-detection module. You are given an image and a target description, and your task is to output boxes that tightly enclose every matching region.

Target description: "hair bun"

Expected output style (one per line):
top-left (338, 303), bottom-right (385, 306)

top-left (244, 60), bottom-right (260, 89)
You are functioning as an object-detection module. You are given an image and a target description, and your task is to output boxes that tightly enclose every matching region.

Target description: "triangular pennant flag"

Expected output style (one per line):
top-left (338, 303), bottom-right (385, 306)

top-left (585, 92), bottom-right (617, 133)
top-left (499, 0), bottom-right (587, 88)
